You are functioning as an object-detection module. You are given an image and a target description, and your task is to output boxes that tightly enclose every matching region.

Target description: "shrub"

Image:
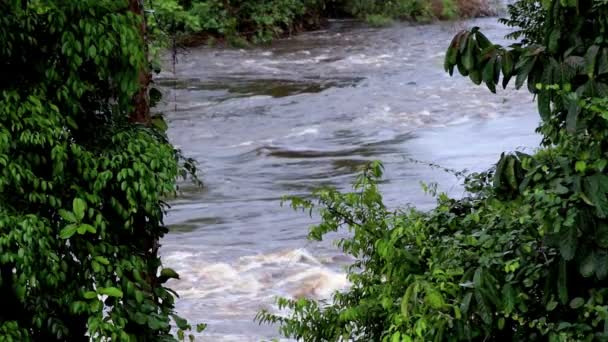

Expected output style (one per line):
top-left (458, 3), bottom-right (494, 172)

top-left (258, 0), bottom-right (608, 340)
top-left (0, 1), bottom-right (201, 340)
top-left (365, 14), bottom-right (394, 27)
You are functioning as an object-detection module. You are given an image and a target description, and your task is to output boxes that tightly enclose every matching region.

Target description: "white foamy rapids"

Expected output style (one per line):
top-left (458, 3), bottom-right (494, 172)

top-left (285, 126), bottom-right (320, 138)
top-left (163, 248), bottom-right (349, 319)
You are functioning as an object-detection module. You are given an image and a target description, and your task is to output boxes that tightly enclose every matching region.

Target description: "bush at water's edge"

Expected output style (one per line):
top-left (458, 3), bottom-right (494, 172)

top-left (150, 0), bottom-right (497, 47)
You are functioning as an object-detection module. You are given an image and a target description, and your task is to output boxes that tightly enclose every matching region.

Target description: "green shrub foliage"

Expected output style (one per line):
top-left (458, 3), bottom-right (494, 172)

top-left (0, 1), bottom-right (202, 340)
top-left (258, 0), bottom-right (608, 341)
top-left (152, 0), bottom-right (467, 45)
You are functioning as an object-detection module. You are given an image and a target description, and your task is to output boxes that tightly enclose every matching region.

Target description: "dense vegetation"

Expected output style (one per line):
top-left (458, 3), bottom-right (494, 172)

top-left (257, 0), bottom-right (608, 340)
top-left (150, 0), bottom-right (494, 45)
top-left (1, 1), bottom-right (201, 340)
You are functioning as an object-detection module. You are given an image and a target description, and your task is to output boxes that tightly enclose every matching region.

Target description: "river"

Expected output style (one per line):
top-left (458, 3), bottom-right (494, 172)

top-left (157, 17), bottom-right (540, 341)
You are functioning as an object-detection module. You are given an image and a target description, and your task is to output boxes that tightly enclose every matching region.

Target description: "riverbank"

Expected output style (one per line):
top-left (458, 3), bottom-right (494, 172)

top-left (154, 0), bottom-right (498, 47)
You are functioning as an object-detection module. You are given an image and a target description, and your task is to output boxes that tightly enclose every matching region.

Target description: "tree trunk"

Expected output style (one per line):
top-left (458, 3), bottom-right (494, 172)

top-left (129, 0), bottom-right (151, 124)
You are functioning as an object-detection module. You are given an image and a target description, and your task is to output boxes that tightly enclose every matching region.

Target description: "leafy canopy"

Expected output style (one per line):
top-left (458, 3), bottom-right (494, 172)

top-left (1, 1), bottom-right (202, 340)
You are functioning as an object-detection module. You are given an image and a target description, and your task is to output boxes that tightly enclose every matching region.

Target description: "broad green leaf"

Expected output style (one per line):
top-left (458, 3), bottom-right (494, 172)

top-left (94, 256), bottom-right (110, 265)
top-left (475, 31), bottom-right (492, 49)
top-left (502, 284), bottom-right (516, 313)
top-left (151, 115), bottom-right (168, 133)
top-left (558, 226), bottom-right (577, 260)
top-left (83, 291), bottom-right (97, 299)
top-left (59, 209), bottom-right (77, 223)
top-left (580, 251), bottom-right (596, 277)
top-left (537, 91), bottom-right (551, 121)
top-left (98, 287), bottom-right (123, 298)
top-left (515, 56), bottom-right (536, 90)
top-left (462, 34), bottom-right (476, 71)
top-left (469, 70), bottom-right (482, 85)
top-left (501, 51), bottom-right (514, 88)
top-left (59, 224), bottom-right (78, 239)
top-left (160, 268), bottom-right (180, 280)
top-left (73, 198), bottom-right (86, 221)
top-left (425, 288), bottom-right (444, 309)
top-left (583, 174), bottom-right (608, 218)
top-left (585, 45), bottom-right (600, 78)
top-left (595, 251), bottom-right (608, 279)
top-left (483, 57), bottom-right (496, 93)
top-left (598, 48), bottom-right (608, 76)
top-left (460, 292), bottom-right (473, 315)
top-left (569, 297), bottom-right (584, 309)
top-left (546, 300), bottom-right (558, 311)
top-left (548, 29), bottom-right (560, 53)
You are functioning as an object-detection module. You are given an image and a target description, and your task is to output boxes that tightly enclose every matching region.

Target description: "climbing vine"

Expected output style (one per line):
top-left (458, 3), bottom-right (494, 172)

top-left (1, 1), bottom-right (201, 340)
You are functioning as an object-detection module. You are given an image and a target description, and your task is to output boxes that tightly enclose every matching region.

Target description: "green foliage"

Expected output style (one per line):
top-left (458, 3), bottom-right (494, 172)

top-left (0, 1), bottom-right (200, 340)
top-left (365, 14), bottom-right (394, 27)
top-left (154, 0), bottom-right (327, 45)
top-left (150, 0), bottom-right (485, 45)
top-left (258, 0), bottom-right (608, 340)
top-left (343, 0), bottom-right (434, 22)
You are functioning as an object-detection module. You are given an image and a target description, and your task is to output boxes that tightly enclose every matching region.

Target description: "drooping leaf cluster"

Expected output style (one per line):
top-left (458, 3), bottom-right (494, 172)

top-left (0, 1), bottom-right (202, 340)
top-left (258, 0), bottom-right (608, 340)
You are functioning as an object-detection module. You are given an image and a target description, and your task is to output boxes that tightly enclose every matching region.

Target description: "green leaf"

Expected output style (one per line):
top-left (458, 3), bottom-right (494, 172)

top-left (566, 98), bottom-right (581, 133)
top-left (172, 314), bottom-right (190, 330)
top-left (483, 57), bottom-right (497, 93)
top-left (548, 29), bottom-right (560, 53)
top-left (98, 287), bottom-right (123, 298)
top-left (546, 300), bottom-right (558, 311)
top-left (151, 115), bottom-right (168, 133)
top-left (515, 56), bottom-right (536, 90)
top-left (59, 209), bottom-right (77, 223)
top-left (585, 45), bottom-right (600, 78)
top-left (76, 224), bottom-right (96, 235)
top-left (558, 226), bottom-right (577, 260)
top-left (583, 174), bottom-right (608, 218)
top-left (569, 297), bottom-right (584, 309)
top-left (537, 91), bottom-right (551, 121)
top-left (475, 291), bottom-right (492, 324)
top-left (59, 224), bottom-right (78, 239)
top-left (73, 198), bottom-right (86, 221)
top-left (460, 292), bottom-right (473, 315)
top-left (83, 291), bottom-right (97, 299)
top-left (502, 284), bottom-right (516, 314)
top-left (598, 48), bottom-right (608, 76)
top-left (580, 250), bottom-right (596, 277)
top-left (469, 70), bottom-right (482, 85)
top-left (501, 51), bottom-right (514, 88)
top-left (498, 317), bottom-right (505, 330)
top-left (475, 31), bottom-right (492, 49)
top-left (160, 268), bottom-right (180, 280)
top-left (94, 256), bottom-right (110, 265)
top-left (463, 35), bottom-right (476, 71)
top-left (595, 251), bottom-right (608, 279)
top-left (425, 288), bottom-right (445, 309)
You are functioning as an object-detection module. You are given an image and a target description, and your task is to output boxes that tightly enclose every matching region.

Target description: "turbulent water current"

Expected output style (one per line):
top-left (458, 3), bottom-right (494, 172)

top-left (157, 17), bottom-right (541, 341)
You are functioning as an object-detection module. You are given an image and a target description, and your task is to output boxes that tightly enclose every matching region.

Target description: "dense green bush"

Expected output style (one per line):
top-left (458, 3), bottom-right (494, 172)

top-left (1, 1), bottom-right (201, 340)
top-left (343, 0), bottom-right (435, 22)
top-left (257, 0), bottom-right (608, 340)
top-left (151, 0), bottom-right (477, 45)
